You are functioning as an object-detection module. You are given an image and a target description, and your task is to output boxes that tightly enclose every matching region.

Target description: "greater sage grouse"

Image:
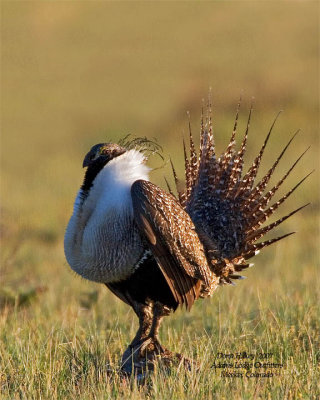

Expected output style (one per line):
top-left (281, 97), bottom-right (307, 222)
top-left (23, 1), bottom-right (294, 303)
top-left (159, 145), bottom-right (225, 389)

top-left (64, 100), bottom-right (309, 375)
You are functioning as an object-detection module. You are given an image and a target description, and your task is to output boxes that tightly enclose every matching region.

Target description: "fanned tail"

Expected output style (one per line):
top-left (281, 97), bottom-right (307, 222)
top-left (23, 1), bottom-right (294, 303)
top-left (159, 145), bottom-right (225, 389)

top-left (173, 99), bottom-right (310, 288)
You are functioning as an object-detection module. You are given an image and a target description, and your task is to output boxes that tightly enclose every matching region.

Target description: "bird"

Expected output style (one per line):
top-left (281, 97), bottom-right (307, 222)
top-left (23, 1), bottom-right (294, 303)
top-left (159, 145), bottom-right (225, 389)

top-left (64, 99), bottom-right (310, 375)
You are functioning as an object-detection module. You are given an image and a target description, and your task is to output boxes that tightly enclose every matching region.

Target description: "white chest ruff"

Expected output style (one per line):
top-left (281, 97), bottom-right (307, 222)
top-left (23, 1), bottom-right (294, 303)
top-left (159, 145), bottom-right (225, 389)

top-left (64, 150), bottom-right (150, 283)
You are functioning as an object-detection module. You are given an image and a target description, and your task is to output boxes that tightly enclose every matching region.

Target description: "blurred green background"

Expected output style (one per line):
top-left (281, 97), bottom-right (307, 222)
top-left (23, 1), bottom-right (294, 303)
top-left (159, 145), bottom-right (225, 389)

top-left (1, 2), bottom-right (319, 397)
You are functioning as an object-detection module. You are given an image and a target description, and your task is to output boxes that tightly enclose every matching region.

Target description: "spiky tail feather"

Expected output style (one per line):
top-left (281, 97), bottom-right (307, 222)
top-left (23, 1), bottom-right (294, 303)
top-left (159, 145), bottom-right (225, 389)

top-left (172, 98), bottom-right (310, 287)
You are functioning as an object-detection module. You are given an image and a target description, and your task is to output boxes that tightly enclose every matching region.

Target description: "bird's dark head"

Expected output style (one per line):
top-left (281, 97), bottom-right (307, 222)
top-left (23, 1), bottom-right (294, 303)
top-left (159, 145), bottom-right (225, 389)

top-left (82, 143), bottom-right (126, 168)
top-left (80, 138), bottom-right (161, 198)
top-left (81, 143), bottom-right (126, 196)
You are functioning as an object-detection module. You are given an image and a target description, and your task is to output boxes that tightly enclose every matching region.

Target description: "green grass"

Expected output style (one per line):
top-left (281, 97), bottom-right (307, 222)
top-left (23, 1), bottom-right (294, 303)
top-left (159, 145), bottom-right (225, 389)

top-left (1, 2), bottom-right (319, 399)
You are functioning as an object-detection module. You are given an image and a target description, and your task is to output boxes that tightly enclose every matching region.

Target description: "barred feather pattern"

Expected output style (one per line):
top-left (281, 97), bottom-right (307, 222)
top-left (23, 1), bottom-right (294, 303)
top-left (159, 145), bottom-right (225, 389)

top-left (173, 102), bottom-right (310, 285)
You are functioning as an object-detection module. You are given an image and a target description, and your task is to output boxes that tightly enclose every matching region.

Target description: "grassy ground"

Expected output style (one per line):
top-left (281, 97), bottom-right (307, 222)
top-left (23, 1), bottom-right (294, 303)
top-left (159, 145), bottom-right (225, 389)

top-left (1, 2), bottom-right (319, 399)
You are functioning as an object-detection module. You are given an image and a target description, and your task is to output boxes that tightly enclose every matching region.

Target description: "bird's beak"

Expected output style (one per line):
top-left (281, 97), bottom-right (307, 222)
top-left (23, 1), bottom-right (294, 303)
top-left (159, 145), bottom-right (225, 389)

top-left (82, 155), bottom-right (90, 168)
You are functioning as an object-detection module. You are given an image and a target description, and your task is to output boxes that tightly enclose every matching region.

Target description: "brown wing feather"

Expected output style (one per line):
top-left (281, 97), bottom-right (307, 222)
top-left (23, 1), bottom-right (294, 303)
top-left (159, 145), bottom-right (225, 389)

top-left (131, 179), bottom-right (217, 310)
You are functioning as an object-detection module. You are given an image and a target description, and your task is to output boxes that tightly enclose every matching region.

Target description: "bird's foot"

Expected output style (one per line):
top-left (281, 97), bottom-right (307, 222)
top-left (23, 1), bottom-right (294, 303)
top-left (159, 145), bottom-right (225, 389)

top-left (120, 337), bottom-right (197, 378)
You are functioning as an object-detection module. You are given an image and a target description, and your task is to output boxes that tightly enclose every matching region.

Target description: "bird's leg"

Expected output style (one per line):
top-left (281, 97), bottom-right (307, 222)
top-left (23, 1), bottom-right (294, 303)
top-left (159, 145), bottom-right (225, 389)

top-left (121, 301), bottom-right (171, 375)
top-left (121, 301), bottom-right (195, 376)
top-left (140, 302), bottom-right (198, 371)
top-left (130, 302), bottom-right (153, 347)
top-left (139, 302), bottom-right (170, 356)
top-left (120, 301), bottom-right (153, 374)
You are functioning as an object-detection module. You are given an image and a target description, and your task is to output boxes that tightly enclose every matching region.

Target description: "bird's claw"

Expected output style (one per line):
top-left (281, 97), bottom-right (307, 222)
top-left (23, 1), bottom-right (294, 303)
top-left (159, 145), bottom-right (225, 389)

top-left (120, 337), bottom-right (198, 378)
